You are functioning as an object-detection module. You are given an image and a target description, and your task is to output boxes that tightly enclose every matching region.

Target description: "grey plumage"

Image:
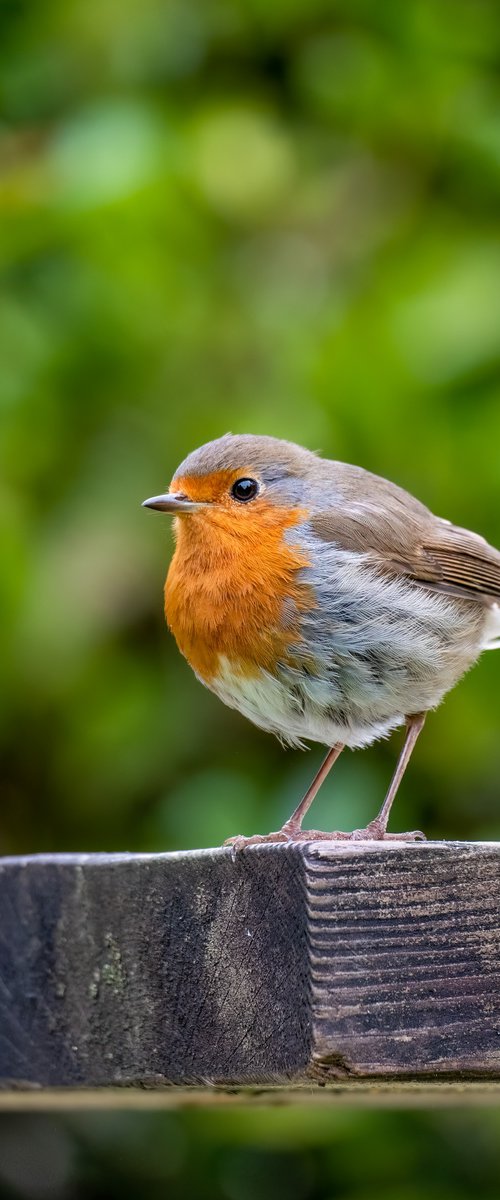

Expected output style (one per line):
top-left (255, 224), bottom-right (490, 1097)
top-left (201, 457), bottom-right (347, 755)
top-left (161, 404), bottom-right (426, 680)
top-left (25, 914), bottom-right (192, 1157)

top-left (175, 433), bottom-right (319, 482)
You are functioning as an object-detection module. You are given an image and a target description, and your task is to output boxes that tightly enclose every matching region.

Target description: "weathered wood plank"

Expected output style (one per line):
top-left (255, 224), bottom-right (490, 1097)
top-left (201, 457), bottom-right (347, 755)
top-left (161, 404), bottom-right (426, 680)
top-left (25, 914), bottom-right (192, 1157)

top-left (305, 842), bottom-right (500, 1080)
top-left (1, 841), bottom-right (500, 1101)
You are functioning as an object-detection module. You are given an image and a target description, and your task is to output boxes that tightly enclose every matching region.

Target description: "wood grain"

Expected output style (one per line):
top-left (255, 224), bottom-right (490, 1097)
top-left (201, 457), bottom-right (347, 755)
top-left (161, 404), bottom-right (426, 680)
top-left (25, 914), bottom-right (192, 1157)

top-left (305, 842), bottom-right (500, 1080)
top-left (1, 841), bottom-right (500, 1101)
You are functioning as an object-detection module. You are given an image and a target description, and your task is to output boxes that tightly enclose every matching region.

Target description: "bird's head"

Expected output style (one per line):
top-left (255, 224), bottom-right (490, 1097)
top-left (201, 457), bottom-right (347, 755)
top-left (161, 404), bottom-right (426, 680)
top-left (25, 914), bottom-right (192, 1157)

top-left (142, 433), bottom-right (323, 533)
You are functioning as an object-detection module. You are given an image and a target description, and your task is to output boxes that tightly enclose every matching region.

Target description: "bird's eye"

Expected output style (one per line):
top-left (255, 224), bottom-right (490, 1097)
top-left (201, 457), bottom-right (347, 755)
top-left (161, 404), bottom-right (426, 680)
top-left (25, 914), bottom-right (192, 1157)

top-left (231, 478), bottom-right (259, 502)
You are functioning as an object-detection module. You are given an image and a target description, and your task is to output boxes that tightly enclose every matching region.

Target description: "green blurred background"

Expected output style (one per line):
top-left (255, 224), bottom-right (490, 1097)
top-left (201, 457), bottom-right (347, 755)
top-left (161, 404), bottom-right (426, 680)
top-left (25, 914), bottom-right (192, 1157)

top-left (1, 0), bottom-right (500, 1195)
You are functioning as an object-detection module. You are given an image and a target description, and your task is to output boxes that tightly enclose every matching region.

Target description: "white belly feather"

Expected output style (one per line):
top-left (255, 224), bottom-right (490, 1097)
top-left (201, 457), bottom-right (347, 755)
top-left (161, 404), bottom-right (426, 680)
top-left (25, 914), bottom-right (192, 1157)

top-left (210, 654), bottom-right (405, 750)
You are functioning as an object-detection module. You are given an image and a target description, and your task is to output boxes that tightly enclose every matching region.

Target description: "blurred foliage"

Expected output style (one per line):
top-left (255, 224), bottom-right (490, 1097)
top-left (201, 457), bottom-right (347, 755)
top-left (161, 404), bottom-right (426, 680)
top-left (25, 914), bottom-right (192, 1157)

top-left (3, 1107), bottom-right (500, 1200)
top-left (1, 0), bottom-right (500, 1196)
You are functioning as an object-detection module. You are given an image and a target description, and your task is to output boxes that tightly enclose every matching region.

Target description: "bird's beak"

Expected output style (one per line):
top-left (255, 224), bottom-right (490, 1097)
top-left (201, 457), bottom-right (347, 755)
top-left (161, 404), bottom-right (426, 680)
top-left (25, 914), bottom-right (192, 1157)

top-left (142, 492), bottom-right (206, 514)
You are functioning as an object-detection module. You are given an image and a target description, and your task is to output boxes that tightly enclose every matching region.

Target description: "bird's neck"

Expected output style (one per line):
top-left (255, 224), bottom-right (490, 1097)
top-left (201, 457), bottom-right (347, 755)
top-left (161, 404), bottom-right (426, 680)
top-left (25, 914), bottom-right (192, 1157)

top-left (164, 509), bottom-right (311, 683)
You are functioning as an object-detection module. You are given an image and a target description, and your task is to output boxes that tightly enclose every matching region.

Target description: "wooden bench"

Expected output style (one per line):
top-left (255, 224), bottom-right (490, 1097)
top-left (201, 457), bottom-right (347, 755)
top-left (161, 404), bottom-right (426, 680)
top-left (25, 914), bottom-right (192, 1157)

top-left (1, 841), bottom-right (500, 1106)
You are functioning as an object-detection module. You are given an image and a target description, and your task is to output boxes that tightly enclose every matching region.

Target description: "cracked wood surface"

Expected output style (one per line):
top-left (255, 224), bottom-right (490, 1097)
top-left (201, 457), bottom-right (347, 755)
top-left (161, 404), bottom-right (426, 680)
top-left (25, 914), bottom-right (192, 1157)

top-left (1, 841), bottom-right (500, 1100)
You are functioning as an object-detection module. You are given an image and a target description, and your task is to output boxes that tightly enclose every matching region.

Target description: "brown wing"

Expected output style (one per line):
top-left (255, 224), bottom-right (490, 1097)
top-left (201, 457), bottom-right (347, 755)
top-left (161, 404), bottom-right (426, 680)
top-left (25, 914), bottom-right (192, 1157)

top-left (418, 527), bottom-right (500, 601)
top-left (311, 463), bottom-right (500, 604)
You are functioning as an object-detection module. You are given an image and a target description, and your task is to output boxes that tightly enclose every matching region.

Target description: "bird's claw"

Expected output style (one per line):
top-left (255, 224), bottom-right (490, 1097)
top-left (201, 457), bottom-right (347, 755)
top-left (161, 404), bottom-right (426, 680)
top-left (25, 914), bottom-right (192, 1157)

top-left (225, 824), bottom-right (427, 854)
top-left (349, 824), bottom-right (427, 842)
top-left (224, 830), bottom-right (290, 857)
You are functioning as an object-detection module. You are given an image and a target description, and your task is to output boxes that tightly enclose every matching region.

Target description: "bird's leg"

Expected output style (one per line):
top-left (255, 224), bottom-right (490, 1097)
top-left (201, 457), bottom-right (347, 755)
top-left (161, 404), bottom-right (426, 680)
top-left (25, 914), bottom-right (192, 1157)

top-left (351, 712), bottom-right (427, 842)
top-left (279, 743), bottom-right (344, 837)
top-left (224, 743), bottom-right (344, 849)
top-left (225, 717), bottom-right (427, 852)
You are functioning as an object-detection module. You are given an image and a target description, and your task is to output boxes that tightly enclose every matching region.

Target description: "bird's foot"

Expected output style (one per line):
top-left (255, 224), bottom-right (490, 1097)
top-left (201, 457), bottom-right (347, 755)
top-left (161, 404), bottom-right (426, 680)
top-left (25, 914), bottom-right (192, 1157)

top-left (225, 825), bottom-right (357, 853)
top-left (224, 829), bottom-right (292, 853)
top-left (224, 820), bottom-right (357, 849)
top-left (349, 819), bottom-right (426, 842)
top-left (225, 820), bottom-right (426, 853)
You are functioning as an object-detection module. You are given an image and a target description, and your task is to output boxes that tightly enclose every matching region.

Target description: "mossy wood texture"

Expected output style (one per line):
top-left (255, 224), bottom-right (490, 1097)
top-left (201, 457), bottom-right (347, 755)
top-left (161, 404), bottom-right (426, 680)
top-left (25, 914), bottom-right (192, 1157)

top-left (1, 842), bottom-right (500, 1096)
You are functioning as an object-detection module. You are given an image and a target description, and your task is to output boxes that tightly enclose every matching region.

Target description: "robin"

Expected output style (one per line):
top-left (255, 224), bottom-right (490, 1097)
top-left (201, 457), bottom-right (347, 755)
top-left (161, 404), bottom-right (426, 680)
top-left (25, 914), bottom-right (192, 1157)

top-left (143, 434), bottom-right (500, 845)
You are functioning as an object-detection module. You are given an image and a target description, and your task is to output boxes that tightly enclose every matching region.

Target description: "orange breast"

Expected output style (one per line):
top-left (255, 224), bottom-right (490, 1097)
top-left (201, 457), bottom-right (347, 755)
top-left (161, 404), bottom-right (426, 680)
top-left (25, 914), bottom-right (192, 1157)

top-left (164, 504), bottom-right (313, 683)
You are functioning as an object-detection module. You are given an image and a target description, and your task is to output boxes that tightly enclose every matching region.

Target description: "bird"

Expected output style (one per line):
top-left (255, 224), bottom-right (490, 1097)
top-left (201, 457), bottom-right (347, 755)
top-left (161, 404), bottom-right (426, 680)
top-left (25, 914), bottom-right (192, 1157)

top-left (143, 433), bottom-right (500, 846)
